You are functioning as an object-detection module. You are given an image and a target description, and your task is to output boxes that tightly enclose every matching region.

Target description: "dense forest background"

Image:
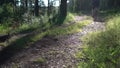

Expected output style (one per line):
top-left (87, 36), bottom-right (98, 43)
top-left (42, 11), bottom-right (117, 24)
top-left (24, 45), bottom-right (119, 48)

top-left (0, 0), bottom-right (120, 25)
top-left (0, 0), bottom-right (120, 67)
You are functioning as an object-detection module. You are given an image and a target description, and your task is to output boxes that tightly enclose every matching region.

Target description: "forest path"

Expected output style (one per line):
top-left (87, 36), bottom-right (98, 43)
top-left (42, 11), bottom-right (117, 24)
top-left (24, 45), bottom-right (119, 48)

top-left (0, 16), bottom-right (105, 68)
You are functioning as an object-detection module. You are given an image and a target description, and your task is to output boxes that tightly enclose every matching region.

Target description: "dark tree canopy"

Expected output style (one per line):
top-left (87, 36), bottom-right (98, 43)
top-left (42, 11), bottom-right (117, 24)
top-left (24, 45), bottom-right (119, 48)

top-left (0, 0), bottom-right (14, 5)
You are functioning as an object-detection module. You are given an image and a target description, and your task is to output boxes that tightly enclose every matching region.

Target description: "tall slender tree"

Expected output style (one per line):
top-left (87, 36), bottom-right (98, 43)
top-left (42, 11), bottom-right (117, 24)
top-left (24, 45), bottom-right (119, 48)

top-left (25, 0), bottom-right (28, 8)
top-left (47, 0), bottom-right (50, 16)
top-left (35, 0), bottom-right (39, 16)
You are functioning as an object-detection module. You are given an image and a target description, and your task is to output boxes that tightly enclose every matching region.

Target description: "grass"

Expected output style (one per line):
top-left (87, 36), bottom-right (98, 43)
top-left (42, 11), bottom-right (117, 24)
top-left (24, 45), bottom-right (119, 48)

top-left (0, 24), bottom-right (10, 34)
top-left (7, 34), bottom-right (33, 51)
top-left (75, 51), bottom-right (84, 59)
top-left (47, 20), bottom-right (92, 36)
top-left (78, 14), bottom-right (120, 68)
top-left (63, 12), bottom-right (75, 24)
top-left (0, 22), bottom-right (40, 35)
top-left (32, 31), bottom-right (47, 42)
top-left (33, 57), bottom-right (46, 63)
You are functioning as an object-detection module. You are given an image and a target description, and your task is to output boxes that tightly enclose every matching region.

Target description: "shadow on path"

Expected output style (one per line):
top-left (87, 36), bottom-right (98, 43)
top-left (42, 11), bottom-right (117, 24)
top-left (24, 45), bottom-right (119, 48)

top-left (0, 34), bottom-right (31, 65)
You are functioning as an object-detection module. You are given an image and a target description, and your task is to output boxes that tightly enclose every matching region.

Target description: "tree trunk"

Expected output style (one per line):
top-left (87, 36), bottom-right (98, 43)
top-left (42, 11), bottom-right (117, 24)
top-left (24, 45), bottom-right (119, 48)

top-left (25, 0), bottom-right (28, 8)
top-left (35, 0), bottom-right (39, 16)
top-left (60, 0), bottom-right (67, 17)
top-left (47, 0), bottom-right (50, 16)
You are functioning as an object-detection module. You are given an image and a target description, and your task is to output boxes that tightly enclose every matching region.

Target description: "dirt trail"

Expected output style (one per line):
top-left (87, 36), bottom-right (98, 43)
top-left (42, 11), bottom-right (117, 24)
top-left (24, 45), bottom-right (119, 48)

top-left (0, 16), bottom-right (105, 68)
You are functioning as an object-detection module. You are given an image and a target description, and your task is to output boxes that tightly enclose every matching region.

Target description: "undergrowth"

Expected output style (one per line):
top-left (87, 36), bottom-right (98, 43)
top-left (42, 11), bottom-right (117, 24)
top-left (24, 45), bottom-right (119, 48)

top-left (31, 13), bottom-right (92, 42)
top-left (78, 15), bottom-right (120, 68)
top-left (63, 12), bottom-right (75, 24)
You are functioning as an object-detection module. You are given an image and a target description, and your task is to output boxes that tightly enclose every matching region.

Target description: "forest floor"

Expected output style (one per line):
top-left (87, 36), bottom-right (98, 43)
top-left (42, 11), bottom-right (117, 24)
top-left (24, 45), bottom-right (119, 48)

top-left (0, 15), bottom-right (105, 68)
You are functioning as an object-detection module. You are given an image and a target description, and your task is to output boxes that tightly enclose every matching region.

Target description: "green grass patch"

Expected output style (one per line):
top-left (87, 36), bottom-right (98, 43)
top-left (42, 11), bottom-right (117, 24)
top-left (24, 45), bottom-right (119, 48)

top-left (0, 23), bottom-right (40, 34)
top-left (33, 57), bottom-right (46, 63)
top-left (75, 51), bottom-right (84, 59)
top-left (63, 12), bottom-right (75, 24)
top-left (0, 24), bottom-right (11, 34)
top-left (78, 15), bottom-right (120, 68)
top-left (47, 20), bottom-right (92, 36)
top-left (32, 31), bottom-right (47, 42)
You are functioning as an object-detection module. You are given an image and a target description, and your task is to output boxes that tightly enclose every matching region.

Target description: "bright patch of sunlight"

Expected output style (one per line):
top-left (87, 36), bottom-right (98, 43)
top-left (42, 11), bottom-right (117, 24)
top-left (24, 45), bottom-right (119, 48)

top-left (0, 25), bottom-right (10, 34)
top-left (63, 12), bottom-right (75, 24)
top-left (33, 57), bottom-right (46, 63)
top-left (47, 20), bottom-right (92, 36)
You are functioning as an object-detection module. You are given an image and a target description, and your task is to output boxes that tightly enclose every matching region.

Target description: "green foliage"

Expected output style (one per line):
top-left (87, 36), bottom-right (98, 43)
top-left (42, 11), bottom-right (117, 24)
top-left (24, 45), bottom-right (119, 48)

top-left (54, 12), bottom-right (75, 25)
top-left (0, 3), bottom-right (25, 27)
top-left (75, 51), bottom-right (84, 59)
top-left (0, 21), bottom-right (40, 34)
top-left (63, 13), bottom-right (75, 24)
top-left (78, 15), bottom-right (120, 68)
top-left (2, 3), bottom-right (14, 16)
top-left (69, 0), bottom-right (120, 13)
top-left (0, 24), bottom-right (10, 34)
top-left (100, 9), bottom-right (120, 21)
top-left (0, 3), bottom-right (14, 23)
top-left (0, 14), bottom-right (49, 34)
top-left (32, 31), bottom-right (47, 42)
